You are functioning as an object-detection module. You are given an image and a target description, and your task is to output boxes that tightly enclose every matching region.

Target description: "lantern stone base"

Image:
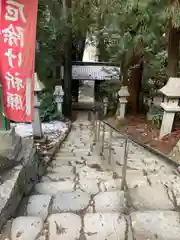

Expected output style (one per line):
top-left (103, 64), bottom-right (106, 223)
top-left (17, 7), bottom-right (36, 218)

top-left (118, 102), bottom-right (127, 119)
top-left (117, 86), bottom-right (129, 120)
top-left (57, 103), bottom-right (62, 115)
top-left (159, 77), bottom-right (180, 139)
top-left (160, 112), bottom-right (175, 138)
top-left (32, 95), bottom-right (43, 139)
top-left (159, 103), bottom-right (180, 139)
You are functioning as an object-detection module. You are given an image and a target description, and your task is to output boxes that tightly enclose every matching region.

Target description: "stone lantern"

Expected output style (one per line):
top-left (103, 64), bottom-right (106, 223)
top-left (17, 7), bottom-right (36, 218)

top-left (117, 86), bottom-right (130, 119)
top-left (32, 73), bottom-right (45, 138)
top-left (53, 85), bottom-right (64, 116)
top-left (159, 77), bottom-right (180, 138)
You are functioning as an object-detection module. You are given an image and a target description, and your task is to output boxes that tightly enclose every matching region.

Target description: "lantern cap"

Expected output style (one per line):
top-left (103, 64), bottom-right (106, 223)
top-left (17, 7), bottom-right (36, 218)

top-left (118, 86), bottom-right (130, 97)
top-left (159, 77), bottom-right (180, 98)
top-left (103, 97), bottom-right (108, 103)
top-left (54, 85), bottom-right (64, 96)
top-left (34, 73), bottom-right (45, 92)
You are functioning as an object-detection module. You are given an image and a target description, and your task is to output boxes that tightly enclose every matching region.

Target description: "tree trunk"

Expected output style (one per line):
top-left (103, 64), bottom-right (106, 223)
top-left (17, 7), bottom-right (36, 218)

top-left (72, 36), bottom-right (86, 102)
top-left (167, 22), bottom-right (180, 77)
top-left (95, 35), bottom-right (109, 101)
top-left (63, 0), bottom-right (72, 119)
top-left (128, 61), bottom-right (143, 113)
top-left (95, 6), bottom-right (109, 101)
top-left (122, 54), bottom-right (143, 114)
top-left (98, 36), bottom-right (109, 62)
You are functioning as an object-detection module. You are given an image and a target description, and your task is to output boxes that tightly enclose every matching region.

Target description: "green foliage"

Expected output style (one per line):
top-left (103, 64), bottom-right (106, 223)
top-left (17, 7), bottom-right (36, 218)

top-left (36, 0), bottom-right (180, 99)
top-left (143, 50), bottom-right (168, 92)
top-left (36, 0), bottom-right (58, 83)
top-left (89, 0), bottom-right (180, 90)
top-left (99, 81), bottom-right (120, 110)
top-left (36, 0), bottom-right (95, 87)
top-left (39, 90), bottom-right (59, 122)
top-left (149, 105), bottom-right (163, 129)
top-left (152, 113), bottom-right (163, 129)
top-left (99, 0), bottom-right (168, 82)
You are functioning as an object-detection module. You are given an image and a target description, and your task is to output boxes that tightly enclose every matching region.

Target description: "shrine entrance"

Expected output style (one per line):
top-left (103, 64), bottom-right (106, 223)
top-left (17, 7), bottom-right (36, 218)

top-left (61, 61), bottom-right (120, 112)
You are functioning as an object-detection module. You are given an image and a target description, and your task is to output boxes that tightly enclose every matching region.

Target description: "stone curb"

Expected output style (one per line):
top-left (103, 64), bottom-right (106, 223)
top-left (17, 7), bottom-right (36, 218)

top-left (126, 135), bottom-right (177, 167)
top-left (0, 121), bottom-right (71, 231)
top-left (39, 121), bottom-right (72, 158)
top-left (104, 120), bottom-right (177, 167)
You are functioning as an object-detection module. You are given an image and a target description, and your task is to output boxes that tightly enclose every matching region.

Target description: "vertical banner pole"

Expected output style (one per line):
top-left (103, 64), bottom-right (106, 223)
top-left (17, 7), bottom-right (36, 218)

top-left (0, 0), bottom-right (38, 123)
top-left (0, 84), bottom-right (8, 130)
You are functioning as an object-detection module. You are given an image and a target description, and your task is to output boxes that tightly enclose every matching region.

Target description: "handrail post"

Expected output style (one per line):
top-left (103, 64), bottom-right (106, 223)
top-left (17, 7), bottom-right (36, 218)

top-left (91, 109), bottom-right (96, 150)
top-left (94, 111), bottom-right (98, 143)
top-left (100, 121), bottom-right (105, 158)
top-left (108, 126), bottom-right (113, 164)
top-left (100, 98), bottom-right (108, 159)
top-left (97, 119), bottom-right (100, 141)
top-left (121, 138), bottom-right (128, 190)
top-left (103, 97), bottom-right (108, 116)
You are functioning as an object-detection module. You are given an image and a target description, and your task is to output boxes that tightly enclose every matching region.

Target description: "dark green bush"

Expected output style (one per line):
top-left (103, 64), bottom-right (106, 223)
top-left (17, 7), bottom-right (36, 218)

top-left (99, 80), bottom-right (120, 111)
top-left (39, 90), bottom-right (59, 122)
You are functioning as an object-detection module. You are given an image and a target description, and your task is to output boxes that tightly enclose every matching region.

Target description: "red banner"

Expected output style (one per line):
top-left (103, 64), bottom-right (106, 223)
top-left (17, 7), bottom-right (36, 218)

top-left (0, 0), bottom-right (38, 122)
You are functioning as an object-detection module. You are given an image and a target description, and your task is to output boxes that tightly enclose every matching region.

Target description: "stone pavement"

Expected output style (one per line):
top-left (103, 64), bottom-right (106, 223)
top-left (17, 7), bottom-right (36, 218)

top-left (2, 119), bottom-right (180, 239)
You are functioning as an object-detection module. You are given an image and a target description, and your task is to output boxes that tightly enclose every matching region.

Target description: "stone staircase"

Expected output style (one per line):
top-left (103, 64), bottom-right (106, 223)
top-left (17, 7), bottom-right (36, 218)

top-left (2, 120), bottom-right (180, 239)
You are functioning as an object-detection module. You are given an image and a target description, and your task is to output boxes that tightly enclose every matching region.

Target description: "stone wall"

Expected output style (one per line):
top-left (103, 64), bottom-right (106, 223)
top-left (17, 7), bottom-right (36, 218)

top-left (0, 123), bottom-right (71, 231)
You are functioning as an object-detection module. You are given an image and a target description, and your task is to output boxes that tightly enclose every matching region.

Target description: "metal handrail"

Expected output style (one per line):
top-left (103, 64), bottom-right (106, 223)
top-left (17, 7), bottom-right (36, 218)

top-left (92, 111), bottom-right (129, 190)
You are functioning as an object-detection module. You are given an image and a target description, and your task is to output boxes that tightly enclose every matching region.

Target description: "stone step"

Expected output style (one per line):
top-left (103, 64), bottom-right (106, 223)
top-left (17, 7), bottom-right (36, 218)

top-left (6, 211), bottom-right (180, 240)
top-left (67, 132), bottom-right (91, 138)
top-left (47, 165), bottom-right (74, 174)
top-left (130, 211), bottom-right (180, 239)
top-left (51, 190), bottom-right (126, 214)
top-left (83, 213), bottom-right (126, 239)
top-left (52, 190), bottom-right (91, 213)
top-left (42, 172), bottom-right (75, 182)
top-left (54, 155), bottom-right (84, 161)
top-left (63, 143), bottom-right (91, 148)
top-left (3, 117), bottom-right (180, 240)
top-left (77, 166), bottom-right (114, 181)
top-left (41, 173), bottom-right (123, 195)
top-left (43, 165), bottom-right (76, 182)
top-left (53, 158), bottom-right (85, 167)
top-left (62, 143), bottom-right (91, 149)
top-left (57, 150), bottom-right (74, 155)
top-left (73, 149), bottom-right (92, 157)
top-left (11, 216), bottom-right (44, 240)
top-left (77, 178), bottom-right (100, 195)
top-left (35, 181), bottom-right (75, 196)
top-left (82, 155), bottom-right (101, 166)
top-left (128, 184), bottom-right (175, 211)
top-left (56, 152), bottom-right (75, 157)
top-left (99, 179), bottom-right (122, 192)
top-left (26, 195), bottom-right (51, 220)
top-left (63, 148), bottom-right (91, 155)
top-left (93, 191), bottom-right (126, 213)
top-left (8, 213), bottom-right (127, 240)
top-left (125, 169), bottom-right (148, 188)
top-left (24, 190), bottom-right (126, 221)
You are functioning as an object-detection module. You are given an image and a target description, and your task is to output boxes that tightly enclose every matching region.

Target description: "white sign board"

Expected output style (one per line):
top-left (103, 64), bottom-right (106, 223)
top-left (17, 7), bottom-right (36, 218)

top-left (61, 64), bottom-right (120, 81)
